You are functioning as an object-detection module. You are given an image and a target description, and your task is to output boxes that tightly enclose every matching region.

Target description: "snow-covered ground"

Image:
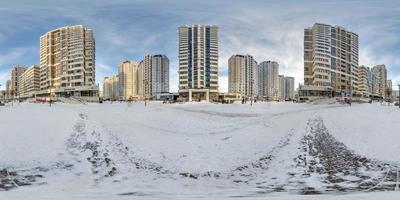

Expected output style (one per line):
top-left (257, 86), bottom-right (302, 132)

top-left (0, 101), bottom-right (400, 199)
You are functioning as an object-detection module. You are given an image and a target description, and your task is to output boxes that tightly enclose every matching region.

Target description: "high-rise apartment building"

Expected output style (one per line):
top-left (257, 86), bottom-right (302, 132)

top-left (285, 76), bottom-right (295, 100)
top-left (18, 65), bottom-right (40, 98)
top-left (178, 24), bottom-right (218, 101)
top-left (371, 64), bottom-right (387, 98)
top-left (11, 65), bottom-right (27, 97)
top-left (138, 54), bottom-right (169, 98)
top-left (5, 80), bottom-right (11, 100)
top-left (358, 65), bottom-right (372, 97)
top-left (118, 60), bottom-right (138, 100)
top-left (150, 55), bottom-right (169, 96)
top-left (38, 25), bottom-right (97, 97)
top-left (258, 61), bottom-right (279, 100)
top-left (387, 79), bottom-right (393, 99)
top-left (228, 54), bottom-right (258, 97)
top-left (103, 75), bottom-right (119, 101)
top-left (138, 56), bottom-right (151, 98)
top-left (304, 23), bottom-right (359, 97)
top-left (278, 75), bottom-right (286, 101)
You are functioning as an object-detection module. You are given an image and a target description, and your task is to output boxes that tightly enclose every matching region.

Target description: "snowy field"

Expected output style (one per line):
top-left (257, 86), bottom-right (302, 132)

top-left (0, 101), bottom-right (400, 200)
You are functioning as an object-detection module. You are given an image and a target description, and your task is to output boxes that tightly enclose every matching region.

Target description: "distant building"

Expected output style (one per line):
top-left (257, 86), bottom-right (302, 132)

top-left (178, 24), bottom-right (219, 102)
top-left (5, 80), bottom-right (11, 100)
top-left (386, 79), bottom-right (392, 99)
top-left (304, 23), bottom-right (359, 97)
top-left (103, 75), bottom-right (119, 101)
top-left (18, 65), bottom-right (40, 98)
top-left (228, 54), bottom-right (258, 98)
top-left (11, 65), bottom-right (27, 98)
top-left (138, 55), bottom-right (169, 99)
top-left (258, 61), bottom-right (279, 100)
top-left (285, 76), bottom-right (295, 100)
top-left (278, 75), bottom-right (285, 101)
top-left (372, 64), bottom-right (387, 98)
top-left (38, 25), bottom-right (97, 98)
top-left (151, 55), bottom-right (169, 96)
top-left (118, 60), bottom-right (139, 100)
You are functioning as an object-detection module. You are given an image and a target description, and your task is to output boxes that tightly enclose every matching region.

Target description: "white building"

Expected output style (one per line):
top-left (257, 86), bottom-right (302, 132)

top-left (258, 61), bottom-right (279, 100)
top-left (285, 76), bottom-right (295, 100)
top-left (278, 75), bottom-right (285, 101)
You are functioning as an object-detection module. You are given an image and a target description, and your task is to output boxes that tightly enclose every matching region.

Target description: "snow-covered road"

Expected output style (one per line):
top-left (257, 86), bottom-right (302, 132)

top-left (0, 102), bottom-right (399, 199)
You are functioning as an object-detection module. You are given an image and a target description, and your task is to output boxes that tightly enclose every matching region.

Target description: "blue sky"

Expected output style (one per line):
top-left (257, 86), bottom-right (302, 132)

top-left (0, 0), bottom-right (399, 91)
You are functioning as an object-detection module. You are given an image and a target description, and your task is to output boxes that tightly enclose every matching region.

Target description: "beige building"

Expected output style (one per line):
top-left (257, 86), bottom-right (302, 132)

top-left (38, 25), bottom-right (97, 98)
top-left (11, 65), bottom-right (27, 98)
top-left (178, 24), bottom-right (219, 101)
top-left (372, 64), bottom-right (387, 98)
top-left (18, 65), bottom-right (40, 98)
top-left (118, 60), bottom-right (139, 100)
top-left (304, 23), bottom-right (359, 97)
top-left (228, 54), bottom-right (258, 97)
top-left (357, 65), bottom-right (372, 97)
top-left (103, 75), bottom-right (119, 101)
top-left (138, 56), bottom-right (152, 99)
top-left (258, 61), bottom-right (279, 100)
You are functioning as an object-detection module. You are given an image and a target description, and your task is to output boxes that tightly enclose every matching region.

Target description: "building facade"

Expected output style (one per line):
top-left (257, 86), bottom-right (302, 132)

top-left (11, 65), bottom-right (27, 98)
top-left (304, 23), bottom-right (359, 97)
top-left (5, 80), bottom-right (11, 100)
top-left (38, 25), bottom-right (97, 98)
top-left (386, 79), bottom-right (392, 99)
top-left (103, 75), bottom-right (119, 101)
top-left (278, 75), bottom-right (286, 101)
top-left (228, 54), bottom-right (258, 97)
top-left (178, 24), bottom-right (219, 101)
top-left (371, 64), bottom-right (387, 99)
top-left (258, 61), bottom-right (279, 100)
top-left (138, 54), bottom-right (169, 98)
top-left (18, 65), bottom-right (40, 98)
top-left (118, 60), bottom-right (138, 100)
top-left (285, 76), bottom-right (295, 100)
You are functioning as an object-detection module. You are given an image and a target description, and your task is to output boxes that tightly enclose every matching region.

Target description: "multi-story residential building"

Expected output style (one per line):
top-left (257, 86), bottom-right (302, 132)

top-left (304, 23), bottom-right (359, 97)
top-left (178, 24), bottom-right (219, 101)
top-left (285, 76), bottom-right (295, 100)
top-left (103, 75), bottom-right (119, 101)
top-left (138, 56), bottom-right (151, 99)
top-left (38, 25), bottom-right (97, 98)
top-left (151, 55), bottom-right (169, 96)
top-left (358, 65), bottom-right (372, 97)
top-left (18, 65), bottom-right (40, 98)
top-left (371, 64), bottom-right (387, 98)
top-left (11, 65), bottom-right (27, 98)
top-left (258, 61), bottom-right (279, 100)
top-left (278, 75), bottom-right (286, 101)
top-left (138, 54), bottom-right (169, 98)
top-left (228, 54), bottom-right (258, 97)
top-left (386, 79), bottom-right (392, 99)
top-left (5, 80), bottom-right (11, 100)
top-left (118, 60), bottom-right (138, 100)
